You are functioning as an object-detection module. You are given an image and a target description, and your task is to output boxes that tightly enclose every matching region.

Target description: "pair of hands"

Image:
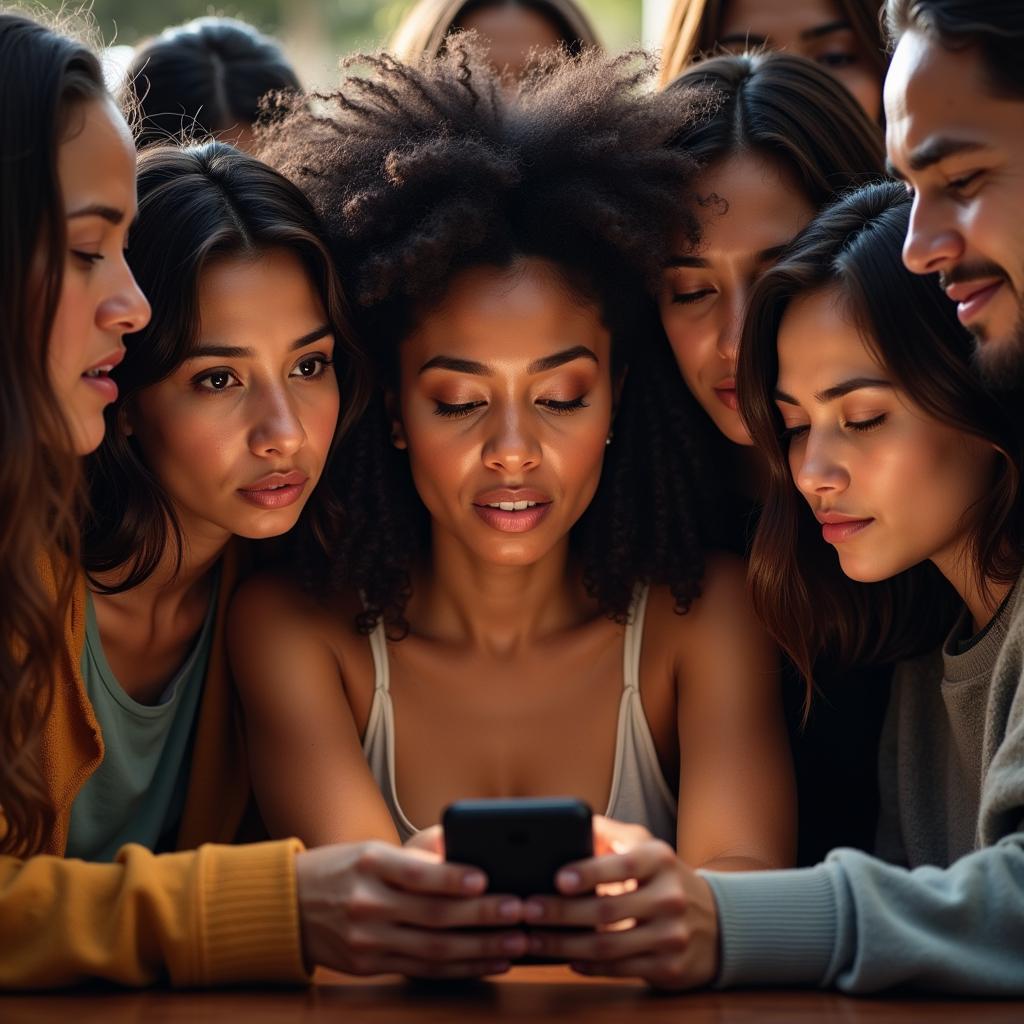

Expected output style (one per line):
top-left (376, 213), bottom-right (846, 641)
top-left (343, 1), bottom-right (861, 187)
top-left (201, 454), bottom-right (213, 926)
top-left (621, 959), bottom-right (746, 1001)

top-left (294, 817), bottom-right (721, 988)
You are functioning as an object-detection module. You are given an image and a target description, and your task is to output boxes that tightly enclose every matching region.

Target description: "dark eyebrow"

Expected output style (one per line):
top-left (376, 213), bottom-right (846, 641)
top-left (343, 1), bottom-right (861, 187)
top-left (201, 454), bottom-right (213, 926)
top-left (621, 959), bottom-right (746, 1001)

top-left (189, 325), bottom-right (332, 360)
top-left (666, 245), bottom-right (787, 269)
top-left (419, 345), bottom-right (599, 377)
top-left (774, 377), bottom-right (893, 405)
top-left (419, 355), bottom-right (490, 376)
top-left (801, 19), bottom-right (851, 41)
top-left (67, 203), bottom-right (124, 225)
top-left (905, 138), bottom-right (988, 174)
top-left (527, 345), bottom-right (598, 374)
top-left (719, 19), bottom-right (850, 47)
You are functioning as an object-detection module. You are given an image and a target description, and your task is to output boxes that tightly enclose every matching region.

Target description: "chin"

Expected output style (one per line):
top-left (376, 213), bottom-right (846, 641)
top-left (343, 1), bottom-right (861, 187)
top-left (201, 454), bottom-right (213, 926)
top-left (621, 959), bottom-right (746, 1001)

top-left (72, 417), bottom-right (107, 457)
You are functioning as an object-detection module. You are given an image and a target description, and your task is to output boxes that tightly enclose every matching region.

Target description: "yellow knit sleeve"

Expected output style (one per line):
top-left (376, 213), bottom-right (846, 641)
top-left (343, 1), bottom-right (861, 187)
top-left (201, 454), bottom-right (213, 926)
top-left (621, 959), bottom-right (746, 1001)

top-left (0, 839), bottom-right (310, 989)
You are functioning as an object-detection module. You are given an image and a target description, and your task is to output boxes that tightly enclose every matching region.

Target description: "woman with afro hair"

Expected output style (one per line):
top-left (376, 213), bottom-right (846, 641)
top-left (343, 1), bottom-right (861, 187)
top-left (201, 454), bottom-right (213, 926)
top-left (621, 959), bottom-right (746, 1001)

top-left (230, 39), bottom-right (794, 985)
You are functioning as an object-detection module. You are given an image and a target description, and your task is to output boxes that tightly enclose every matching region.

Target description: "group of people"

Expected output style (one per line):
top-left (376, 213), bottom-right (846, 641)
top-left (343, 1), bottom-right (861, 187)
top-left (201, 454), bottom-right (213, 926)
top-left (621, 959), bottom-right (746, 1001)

top-left (1, 0), bottom-right (1022, 997)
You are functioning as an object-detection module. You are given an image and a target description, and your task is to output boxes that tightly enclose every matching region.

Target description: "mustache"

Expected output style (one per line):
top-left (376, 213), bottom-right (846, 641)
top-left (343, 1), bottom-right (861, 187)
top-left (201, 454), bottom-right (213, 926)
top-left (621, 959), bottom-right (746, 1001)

top-left (938, 261), bottom-right (1008, 290)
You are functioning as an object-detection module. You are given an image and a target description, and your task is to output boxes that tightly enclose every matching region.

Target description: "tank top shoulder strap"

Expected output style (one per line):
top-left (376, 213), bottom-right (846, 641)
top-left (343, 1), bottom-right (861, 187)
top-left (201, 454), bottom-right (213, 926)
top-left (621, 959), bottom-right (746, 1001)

top-left (367, 616), bottom-right (391, 693)
top-left (621, 584), bottom-right (650, 693)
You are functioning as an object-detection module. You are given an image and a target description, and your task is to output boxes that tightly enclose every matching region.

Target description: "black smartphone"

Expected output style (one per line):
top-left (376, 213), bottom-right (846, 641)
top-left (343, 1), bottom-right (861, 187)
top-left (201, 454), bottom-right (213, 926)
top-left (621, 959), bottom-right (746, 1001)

top-left (442, 796), bottom-right (593, 896)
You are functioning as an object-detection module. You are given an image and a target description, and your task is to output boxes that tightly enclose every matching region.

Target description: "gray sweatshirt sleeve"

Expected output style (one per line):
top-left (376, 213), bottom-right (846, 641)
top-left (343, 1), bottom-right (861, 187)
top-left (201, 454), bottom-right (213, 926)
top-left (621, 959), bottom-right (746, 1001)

top-left (702, 833), bottom-right (1024, 994)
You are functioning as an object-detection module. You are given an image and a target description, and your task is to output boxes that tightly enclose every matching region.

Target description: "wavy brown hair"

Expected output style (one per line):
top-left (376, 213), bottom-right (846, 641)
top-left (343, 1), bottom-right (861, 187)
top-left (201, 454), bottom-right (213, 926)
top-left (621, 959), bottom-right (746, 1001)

top-left (658, 0), bottom-right (887, 90)
top-left (737, 182), bottom-right (1023, 700)
top-left (0, 11), bottom-right (106, 856)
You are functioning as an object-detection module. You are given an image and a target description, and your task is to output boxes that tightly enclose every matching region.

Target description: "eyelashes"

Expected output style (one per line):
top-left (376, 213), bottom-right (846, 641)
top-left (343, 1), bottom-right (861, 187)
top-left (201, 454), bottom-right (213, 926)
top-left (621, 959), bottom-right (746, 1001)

top-left (671, 288), bottom-right (715, 306)
top-left (779, 413), bottom-right (887, 442)
top-left (433, 396), bottom-right (590, 419)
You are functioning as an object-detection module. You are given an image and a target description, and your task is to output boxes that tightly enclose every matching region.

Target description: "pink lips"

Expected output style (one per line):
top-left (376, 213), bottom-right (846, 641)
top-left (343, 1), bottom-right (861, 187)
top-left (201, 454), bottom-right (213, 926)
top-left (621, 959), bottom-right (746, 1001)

top-left (815, 511), bottom-right (874, 545)
top-left (944, 278), bottom-right (1004, 326)
top-left (81, 347), bottom-right (126, 404)
top-left (713, 379), bottom-right (738, 411)
top-left (237, 469), bottom-right (309, 510)
top-left (472, 487), bottom-right (552, 534)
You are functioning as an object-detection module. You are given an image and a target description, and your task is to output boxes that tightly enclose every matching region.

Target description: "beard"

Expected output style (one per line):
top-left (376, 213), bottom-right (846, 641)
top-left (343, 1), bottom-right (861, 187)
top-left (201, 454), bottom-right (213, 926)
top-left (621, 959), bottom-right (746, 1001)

top-left (970, 301), bottom-right (1024, 393)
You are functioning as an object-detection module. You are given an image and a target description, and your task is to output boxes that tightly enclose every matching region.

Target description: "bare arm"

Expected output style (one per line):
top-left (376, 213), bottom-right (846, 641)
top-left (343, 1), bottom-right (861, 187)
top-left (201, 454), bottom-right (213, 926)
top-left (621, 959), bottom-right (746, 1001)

top-left (228, 574), bottom-right (399, 847)
top-left (671, 553), bottom-right (795, 871)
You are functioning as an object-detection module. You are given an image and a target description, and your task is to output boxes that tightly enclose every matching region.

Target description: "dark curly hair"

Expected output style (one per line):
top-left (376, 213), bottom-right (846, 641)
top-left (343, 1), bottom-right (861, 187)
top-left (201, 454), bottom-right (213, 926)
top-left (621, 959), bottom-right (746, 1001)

top-left (259, 39), bottom-right (716, 637)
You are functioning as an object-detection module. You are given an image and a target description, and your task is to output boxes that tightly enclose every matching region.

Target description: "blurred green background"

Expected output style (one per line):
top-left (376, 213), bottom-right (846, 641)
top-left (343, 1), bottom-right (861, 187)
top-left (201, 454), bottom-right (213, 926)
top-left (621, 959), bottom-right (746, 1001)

top-left (37, 0), bottom-right (643, 90)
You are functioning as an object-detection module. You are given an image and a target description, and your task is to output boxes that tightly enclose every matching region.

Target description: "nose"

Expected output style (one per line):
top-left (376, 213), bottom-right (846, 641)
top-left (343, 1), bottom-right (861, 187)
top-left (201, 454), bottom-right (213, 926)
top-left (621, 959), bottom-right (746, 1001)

top-left (248, 384), bottom-right (306, 458)
top-left (902, 193), bottom-right (964, 276)
top-left (482, 404), bottom-right (541, 474)
top-left (98, 260), bottom-right (151, 336)
top-left (715, 284), bottom-right (746, 363)
top-left (792, 430), bottom-right (849, 499)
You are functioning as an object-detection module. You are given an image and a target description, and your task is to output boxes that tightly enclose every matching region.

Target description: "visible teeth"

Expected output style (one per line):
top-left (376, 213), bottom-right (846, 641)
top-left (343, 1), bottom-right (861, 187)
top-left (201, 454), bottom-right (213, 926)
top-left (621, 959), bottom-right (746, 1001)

top-left (488, 500), bottom-right (537, 511)
top-left (84, 367), bottom-right (109, 377)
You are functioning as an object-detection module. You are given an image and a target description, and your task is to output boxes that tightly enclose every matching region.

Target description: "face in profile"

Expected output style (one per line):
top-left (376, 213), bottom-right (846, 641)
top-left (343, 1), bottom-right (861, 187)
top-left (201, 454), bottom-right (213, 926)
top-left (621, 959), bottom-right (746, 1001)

top-left (885, 29), bottom-right (1024, 389)
top-left (393, 257), bottom-right (614, 568)
top-left (717, 0), bottom-right (881, 121)
top-left (658, 151), bottom-right (814, 446)
top-left (455, 2), bottom-right (565, 79)
top-left (49, 97), bottom-right (151, 455)
top-left (774, 286), bottom-right (996, 584)
top-left (125, 248), bottom-right (339, 544)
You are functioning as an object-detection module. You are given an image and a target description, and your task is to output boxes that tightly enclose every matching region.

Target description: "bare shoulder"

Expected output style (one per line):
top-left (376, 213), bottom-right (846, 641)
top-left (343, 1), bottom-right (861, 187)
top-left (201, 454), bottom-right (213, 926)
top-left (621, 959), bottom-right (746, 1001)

top-left (643, 552), bottom-right (753, 638)
top-left (227, 571), bottom-right (370, 696)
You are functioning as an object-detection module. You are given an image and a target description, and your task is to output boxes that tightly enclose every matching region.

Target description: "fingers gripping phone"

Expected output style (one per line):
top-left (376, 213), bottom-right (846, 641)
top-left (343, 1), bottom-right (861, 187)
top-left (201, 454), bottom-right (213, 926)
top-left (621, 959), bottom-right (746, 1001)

top-left (442, 797), bottom-right (593, 896)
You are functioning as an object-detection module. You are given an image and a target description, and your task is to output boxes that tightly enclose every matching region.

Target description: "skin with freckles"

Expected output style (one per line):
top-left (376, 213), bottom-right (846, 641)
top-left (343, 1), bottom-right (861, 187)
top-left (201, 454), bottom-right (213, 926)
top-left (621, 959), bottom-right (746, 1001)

top-left (885, 30), bottom-right (1024, 387)
top-left (658, 152), bottom-right (815, 447)
top-left (49, 97), bottom-right (151, 455)
top-left (717, 0), bottom-right (882, 120)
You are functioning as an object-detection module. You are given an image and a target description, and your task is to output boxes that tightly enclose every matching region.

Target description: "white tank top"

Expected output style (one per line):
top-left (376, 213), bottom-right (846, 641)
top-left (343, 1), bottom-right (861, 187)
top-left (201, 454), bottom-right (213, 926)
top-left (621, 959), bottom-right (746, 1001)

top-left (361, 586), bottom-right (678, 845)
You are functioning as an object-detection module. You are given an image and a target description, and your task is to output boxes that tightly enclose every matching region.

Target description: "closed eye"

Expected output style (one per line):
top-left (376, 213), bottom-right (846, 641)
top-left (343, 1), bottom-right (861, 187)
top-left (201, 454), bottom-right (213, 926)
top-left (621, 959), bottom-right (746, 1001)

top-left (672, 288), bottom-right (715, 305)
top-left (538, 396), bottom-right (589, 414)
top-left (434, 400), bottom-right (485, 418)
top-left (844, 413), bottom-right (886, 432)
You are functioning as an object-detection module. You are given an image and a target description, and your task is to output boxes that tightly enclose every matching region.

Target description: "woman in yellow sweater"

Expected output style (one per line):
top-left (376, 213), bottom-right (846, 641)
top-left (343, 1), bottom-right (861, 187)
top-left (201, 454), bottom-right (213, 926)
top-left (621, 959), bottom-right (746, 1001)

top-left (0, 14), bottom-right (531, 987)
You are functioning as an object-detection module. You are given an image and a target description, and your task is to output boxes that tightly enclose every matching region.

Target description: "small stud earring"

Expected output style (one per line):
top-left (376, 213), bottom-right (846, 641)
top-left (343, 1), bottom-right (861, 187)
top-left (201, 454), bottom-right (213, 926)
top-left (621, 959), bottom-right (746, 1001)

top-left (605, 430), bottom-right (613, 446)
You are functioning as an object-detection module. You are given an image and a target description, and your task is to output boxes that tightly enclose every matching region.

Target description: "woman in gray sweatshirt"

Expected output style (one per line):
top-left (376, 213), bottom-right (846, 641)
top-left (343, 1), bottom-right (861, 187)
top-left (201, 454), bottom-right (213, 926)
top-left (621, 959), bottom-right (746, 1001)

top-left (521, 182), bottom-right (1024, 995)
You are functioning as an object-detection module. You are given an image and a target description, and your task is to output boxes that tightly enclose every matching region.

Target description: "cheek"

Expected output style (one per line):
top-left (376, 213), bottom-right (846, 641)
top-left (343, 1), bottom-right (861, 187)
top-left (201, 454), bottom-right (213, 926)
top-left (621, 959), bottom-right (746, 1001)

top-left (660, 313), bottom-right (712, 389)
top-left (47, 282), bottom-right (91, 394)
top-left (303, 390), bottom-right (341, 467)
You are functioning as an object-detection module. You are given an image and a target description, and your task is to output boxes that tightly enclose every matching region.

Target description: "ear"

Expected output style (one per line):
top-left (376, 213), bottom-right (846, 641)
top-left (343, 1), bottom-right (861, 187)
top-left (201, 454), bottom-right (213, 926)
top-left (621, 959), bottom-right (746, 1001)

top-left (385, 389), bottom-right (408, 450)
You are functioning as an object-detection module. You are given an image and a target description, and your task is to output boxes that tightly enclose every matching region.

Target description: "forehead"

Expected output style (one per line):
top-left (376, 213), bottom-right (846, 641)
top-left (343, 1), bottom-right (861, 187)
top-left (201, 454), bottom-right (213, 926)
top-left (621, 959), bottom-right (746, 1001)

top-left (691, 153), bottom-right (815, 256)
top-left (407, 261), bottom-right (609, 361)
top-left (58, 97), bottom-right (136, 210)
top-left (777, 288), bottom-right (880, 388)
top-left (720, 0), bottom-right (844, 40)
top-left (885, 30), bottom-right (1020, 163)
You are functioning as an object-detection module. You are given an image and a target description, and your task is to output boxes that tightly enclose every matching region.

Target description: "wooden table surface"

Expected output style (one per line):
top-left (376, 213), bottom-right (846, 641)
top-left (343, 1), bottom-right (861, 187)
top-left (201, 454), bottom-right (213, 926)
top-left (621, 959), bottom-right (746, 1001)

top-left (3, 965), bottom-right (1024, 1023)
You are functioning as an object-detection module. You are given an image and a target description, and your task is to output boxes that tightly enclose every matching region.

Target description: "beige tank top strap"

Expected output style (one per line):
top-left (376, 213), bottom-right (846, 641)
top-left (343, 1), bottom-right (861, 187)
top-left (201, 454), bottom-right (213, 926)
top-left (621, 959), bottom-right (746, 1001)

top-left (622, 584), bottom-right (650, 692)
top-left (367, 618), bottom-right (391, 693)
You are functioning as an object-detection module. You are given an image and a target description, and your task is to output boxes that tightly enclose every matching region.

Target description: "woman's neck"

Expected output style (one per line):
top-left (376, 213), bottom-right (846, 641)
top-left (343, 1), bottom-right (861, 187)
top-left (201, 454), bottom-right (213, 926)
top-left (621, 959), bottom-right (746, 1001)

top-left (931, 537), bottom-right (1014, 634)
top-left (409, 528), bottom-right (594, 657)
top-left (90, 509), bottom-right (229, 617)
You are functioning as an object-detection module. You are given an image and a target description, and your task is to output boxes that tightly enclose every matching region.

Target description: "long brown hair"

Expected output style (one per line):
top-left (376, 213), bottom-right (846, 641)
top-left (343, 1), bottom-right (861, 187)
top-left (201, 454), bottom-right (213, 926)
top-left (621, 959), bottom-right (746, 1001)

top-left (658, 0), bottom-right (887, 88)
top-left (0, 12), bottom-right (107, 856)
top-left (737, 182), bottom-right (1023, 702)
top-left (390, 0), bottom-right (600, 63)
